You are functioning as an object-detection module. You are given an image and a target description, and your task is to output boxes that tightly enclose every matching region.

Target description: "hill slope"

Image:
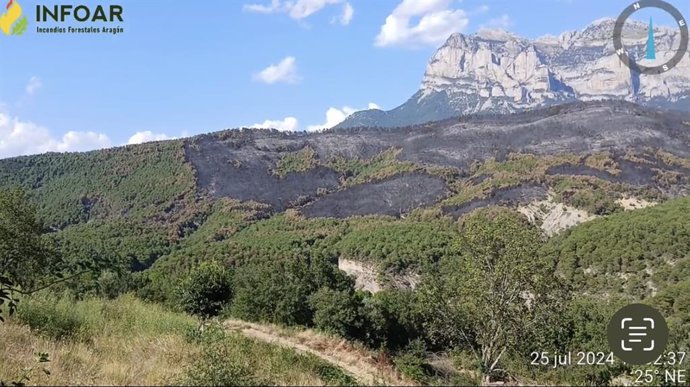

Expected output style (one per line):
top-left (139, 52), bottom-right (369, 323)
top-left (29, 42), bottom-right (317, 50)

top-left (1, 101), bottom-right (690, 278)
top-left (0, 295), bottom-right (357, 386)
top-left (2, 101), bottom-right (690, 385)
top-left (0, 102), bottom-right (688, 309)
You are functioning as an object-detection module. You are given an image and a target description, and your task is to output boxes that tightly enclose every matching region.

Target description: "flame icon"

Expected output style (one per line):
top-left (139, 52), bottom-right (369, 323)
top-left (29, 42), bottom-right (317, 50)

top-left (0, 0), bottom-right (27, 36)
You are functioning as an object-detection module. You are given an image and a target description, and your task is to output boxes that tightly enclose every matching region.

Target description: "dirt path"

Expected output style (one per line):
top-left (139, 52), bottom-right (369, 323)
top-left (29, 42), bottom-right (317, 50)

top-left (223, 319), bottom-right (413, 386)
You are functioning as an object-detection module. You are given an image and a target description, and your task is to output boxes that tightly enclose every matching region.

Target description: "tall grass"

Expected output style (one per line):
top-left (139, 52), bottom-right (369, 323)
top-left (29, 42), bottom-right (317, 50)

top-left (1, 293), bottom-right (197, 385)
top-left (182, 324), bottom-right (356, 386)
top-left (0, 293), bottom-right (356, 386)
top-left (15, 293), bottom-right (194, 341)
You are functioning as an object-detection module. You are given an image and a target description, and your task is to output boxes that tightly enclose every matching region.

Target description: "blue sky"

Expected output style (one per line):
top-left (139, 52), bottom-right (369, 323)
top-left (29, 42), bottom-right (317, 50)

top-left (0, 0), bottom-right (688, 158)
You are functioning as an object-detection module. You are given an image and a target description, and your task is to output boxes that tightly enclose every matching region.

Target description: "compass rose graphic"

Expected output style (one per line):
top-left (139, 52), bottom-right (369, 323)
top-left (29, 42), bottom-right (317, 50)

top-left (613, 0), bottom-right (689, 75)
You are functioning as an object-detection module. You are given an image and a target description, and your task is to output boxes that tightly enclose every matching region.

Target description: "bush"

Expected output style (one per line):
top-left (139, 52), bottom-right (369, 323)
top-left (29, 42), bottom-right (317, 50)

top-left (361, 289), bottom-right (422, 350)
top-left (182, 323), bottom-right (356, 386)
top-left (179, 261), bottom-right (234, 318)
top-left (393, 340), bottom-right (432, 383)
top-left (183, 333), bottom-right (258, 386)
top-left (309, 287), bottom-right (364, 338)
top-left (230, 255), bottom-right (355, 326)
top-left (96, 270), bottom-right (130, 299)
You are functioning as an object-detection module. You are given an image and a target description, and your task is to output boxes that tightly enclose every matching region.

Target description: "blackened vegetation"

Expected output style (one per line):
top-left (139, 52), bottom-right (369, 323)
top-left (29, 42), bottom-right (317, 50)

top-left (300, 173), bottom-right (448, 219)
top-left (184, 101), bottom-right (690, 216)
top-left (186, 139), bottom-right (340, 211)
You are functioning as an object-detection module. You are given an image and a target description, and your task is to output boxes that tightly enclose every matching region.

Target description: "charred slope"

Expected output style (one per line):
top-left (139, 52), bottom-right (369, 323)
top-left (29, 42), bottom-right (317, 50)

top-left (299, 173), bottom-right (448, 219)
top-left (185, 101), bottom-right (690, 217)
top-left (3, 101), bottom-right (687, 224)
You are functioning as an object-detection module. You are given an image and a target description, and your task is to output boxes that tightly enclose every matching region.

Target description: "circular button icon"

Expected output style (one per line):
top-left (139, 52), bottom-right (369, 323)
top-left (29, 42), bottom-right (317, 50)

top-left (607, 303), bottom-right (669, 365)
top-left (613, 0), bottom-right (689, 75)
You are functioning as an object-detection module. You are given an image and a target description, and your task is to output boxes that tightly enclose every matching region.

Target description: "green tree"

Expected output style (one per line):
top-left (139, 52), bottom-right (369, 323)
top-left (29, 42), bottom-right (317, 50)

top-left (418, 208), bottom-right (559, 383)
top-left (362, 289), bottom-right (421, 349)
top-left (0, 188), bottom-right (116, 322)
top-left (231, 255), bottom-right (355, 326)
top-left (308, 287), bottom-right (364, 338)
top-left (179, 261), bottom-right (234, 318)
top-left (0, 188), bottom-right (59, 321)
top-left (0, 189), bottom-right (57, 285)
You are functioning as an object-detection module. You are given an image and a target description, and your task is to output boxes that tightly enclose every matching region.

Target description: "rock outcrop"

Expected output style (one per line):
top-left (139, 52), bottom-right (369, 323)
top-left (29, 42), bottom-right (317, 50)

top-left (338, 19), bottom-right (690, 128)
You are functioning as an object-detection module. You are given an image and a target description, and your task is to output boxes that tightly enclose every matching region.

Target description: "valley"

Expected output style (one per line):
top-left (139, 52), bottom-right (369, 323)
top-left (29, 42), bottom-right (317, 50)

top-left (1, 99), bottom-right (690, 385)
top-left (2, 9), bottom-right (690, 384)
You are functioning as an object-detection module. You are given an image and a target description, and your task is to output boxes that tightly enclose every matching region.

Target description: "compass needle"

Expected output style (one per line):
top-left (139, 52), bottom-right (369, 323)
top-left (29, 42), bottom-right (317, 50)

top-left (647, 17), bottom-right (656, 60)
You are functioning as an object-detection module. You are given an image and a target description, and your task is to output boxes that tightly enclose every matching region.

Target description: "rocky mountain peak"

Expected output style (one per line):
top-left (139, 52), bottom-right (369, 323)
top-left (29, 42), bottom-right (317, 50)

top-left (337, 18), bottom-right (690, 129)
top-left (443, 32), bottom-right (469, 47)
top-left (474, 28), bottom-right (522, 42)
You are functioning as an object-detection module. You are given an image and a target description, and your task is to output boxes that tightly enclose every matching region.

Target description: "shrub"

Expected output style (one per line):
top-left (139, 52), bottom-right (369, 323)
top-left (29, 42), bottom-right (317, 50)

top-left (182, 323), bottom-right (356, 386)
top-left (274, 147), bottom-right (318, 177)
top-left (309, 287), bottom-right (364, 338)
top-left (183, 338), bottom-right (258, 386)
top-left (393, 340), bottom-right (432, 383)
top-left (179, 261), bottom-right (234, 318)
top-left (96, 270), bottom-right (130, 299)
top-left (361, 289), bottom-right (421, 350)
top-left (231, 255), bottom-right (354, 326)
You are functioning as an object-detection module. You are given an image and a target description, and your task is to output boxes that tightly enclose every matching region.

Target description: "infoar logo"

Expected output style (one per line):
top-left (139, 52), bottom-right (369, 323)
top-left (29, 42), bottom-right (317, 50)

top-left (0, 0), bottom-right (28, 36)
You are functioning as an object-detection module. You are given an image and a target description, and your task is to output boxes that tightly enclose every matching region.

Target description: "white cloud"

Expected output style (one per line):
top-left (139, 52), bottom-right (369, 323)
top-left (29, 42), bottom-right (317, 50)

top-left (332, 2), bottom-right (353, 25)
top-left (47, 131), bottom-right (112, 153)
top-left (289, 0), bottom-right (342, 19)
top-left (307, 107), bottom-right (355, 132)
top-left (473, 5), bottom-right (489, 14)
top-left (127, 131), bottom-right (172, 145)
top-left (0, 111), bottom-right (112, 158)
top-left (375, 0), bottom-right (470, 48)
top-left (247, 102), bottom-right (379, 133)
top-left (244, 0), bottom-right (281, 13)
top-left (25, 76), bottom-right (42, 95)
top-left (306, 102), bottom-right (380, 132)
top-left (244, 0), bottom-right (353, 24)
top-left (484, 14), bottom-right (513, 29)
top-left (250, 116), bottom-right (299, 132)
top-left (253, 56), bottom-right (300, 85)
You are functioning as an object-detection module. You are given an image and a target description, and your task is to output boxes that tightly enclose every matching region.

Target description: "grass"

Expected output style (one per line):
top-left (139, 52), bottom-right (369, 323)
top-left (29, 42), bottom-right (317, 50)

top-left (223, 318), bottom-right (412, 386)
top-left (326, 148), bottom-right (418, 186)
top-left (184, 323), bottom-right (356, 386)
top-left (274, 147), bottom-right (318, 177)
top-left (1, 294), bottom-right (197, 385)
top-left (0, 294), bottom-right (359, 386)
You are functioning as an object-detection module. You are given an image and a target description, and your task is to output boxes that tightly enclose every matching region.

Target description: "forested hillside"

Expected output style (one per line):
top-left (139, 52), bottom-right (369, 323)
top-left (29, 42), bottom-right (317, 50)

top-left (1, 102), bottom-right (690, 385)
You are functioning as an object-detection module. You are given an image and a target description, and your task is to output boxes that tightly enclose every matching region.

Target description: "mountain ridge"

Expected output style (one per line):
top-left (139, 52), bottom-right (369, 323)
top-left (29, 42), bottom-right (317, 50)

top-left (4, 101), bottom-right (690, 225)
top-left (337, 18), bottom-right (690, 129)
